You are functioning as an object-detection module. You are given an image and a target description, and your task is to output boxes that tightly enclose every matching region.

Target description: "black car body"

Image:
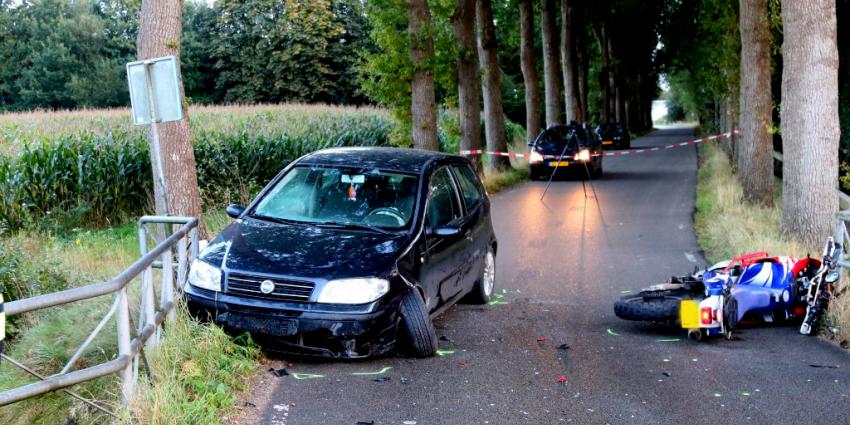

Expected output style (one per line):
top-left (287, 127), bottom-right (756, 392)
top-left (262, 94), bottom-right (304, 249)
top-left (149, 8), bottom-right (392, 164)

top-left (596, 122), bottom-right (630, 150)
top-left (185, 147), bottom-right (497, 358)
top-left (528, 123), bottom-right (603, 180)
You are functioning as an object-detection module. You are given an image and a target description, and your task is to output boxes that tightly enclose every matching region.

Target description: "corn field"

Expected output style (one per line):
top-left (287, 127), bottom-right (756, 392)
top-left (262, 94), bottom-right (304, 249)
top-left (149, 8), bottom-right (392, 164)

top-left (0, 104), bottom-right (394, 230)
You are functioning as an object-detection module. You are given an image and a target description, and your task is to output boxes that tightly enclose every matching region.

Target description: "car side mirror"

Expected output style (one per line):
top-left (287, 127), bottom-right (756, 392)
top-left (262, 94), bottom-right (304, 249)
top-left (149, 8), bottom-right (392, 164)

top-left (527, 140), bottom-right (534, 147)
top-left (226, 204), bottom-right (245, 218)
top-left (431, 226), bottom-right (461, 237)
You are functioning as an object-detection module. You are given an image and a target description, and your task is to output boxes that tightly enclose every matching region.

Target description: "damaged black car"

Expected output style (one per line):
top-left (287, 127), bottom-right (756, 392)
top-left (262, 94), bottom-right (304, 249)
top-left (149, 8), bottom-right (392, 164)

top-left (185, 147), bottom-right (497, 358)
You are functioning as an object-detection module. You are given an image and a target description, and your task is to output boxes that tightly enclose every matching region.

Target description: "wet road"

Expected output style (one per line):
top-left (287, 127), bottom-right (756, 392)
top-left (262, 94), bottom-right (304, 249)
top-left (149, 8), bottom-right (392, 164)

top-left (254, 127), bottom-right (850, 425)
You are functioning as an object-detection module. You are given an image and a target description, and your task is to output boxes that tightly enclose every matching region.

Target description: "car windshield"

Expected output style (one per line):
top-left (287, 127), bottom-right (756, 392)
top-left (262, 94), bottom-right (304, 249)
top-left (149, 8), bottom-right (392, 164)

top-left (252, 166), bottom-right (419, 230)
top-left (534, 127), bottom-right (580, 150)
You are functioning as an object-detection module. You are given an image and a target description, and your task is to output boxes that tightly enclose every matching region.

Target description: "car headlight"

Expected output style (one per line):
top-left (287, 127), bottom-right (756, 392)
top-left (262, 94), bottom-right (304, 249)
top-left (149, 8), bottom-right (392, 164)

top-left (575, 149), bottom-right (591, 162)
top-left (529, 150), bottom-right (544, 164)
top-left (317, 278), bottom-right (389, 304)
top-left (188, 260), bottom-right (222, 292)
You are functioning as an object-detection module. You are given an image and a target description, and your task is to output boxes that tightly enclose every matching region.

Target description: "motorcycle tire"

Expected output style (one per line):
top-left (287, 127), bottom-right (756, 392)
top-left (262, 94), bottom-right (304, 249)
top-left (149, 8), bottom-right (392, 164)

top-left (614, 289), bottom-right (695, 322)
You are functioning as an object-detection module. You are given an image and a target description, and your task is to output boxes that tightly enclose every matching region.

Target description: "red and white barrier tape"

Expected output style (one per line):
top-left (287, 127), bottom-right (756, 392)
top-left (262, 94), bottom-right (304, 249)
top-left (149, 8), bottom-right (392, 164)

top-left (459, 130), bottom-right (738, 159)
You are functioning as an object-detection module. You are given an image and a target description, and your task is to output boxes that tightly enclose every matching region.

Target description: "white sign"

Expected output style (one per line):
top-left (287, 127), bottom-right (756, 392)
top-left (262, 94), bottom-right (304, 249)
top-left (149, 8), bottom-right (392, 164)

top-left (126, 56), bottom-right (184, 125)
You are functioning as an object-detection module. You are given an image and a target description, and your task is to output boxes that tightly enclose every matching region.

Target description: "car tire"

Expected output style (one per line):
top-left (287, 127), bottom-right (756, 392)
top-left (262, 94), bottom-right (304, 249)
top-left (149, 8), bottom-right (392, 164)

top-left (466, 247), bottom-right (496, 304)
top-left (613, 289), bottom-right (694, 322)
top-left (399, 289), bottom-right (438, 358)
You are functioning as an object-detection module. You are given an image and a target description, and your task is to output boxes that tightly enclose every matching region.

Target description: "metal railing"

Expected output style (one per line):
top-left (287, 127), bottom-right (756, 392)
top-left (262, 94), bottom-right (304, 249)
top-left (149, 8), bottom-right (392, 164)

top-left (834, 212), bottom-right (850, 271)
top-left (0, 216), bottom-right (199, 413)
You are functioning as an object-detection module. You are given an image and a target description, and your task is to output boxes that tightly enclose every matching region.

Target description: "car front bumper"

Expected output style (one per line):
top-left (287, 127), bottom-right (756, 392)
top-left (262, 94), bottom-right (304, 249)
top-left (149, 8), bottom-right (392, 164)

top-left (184, 284), bottom-right (402, 359)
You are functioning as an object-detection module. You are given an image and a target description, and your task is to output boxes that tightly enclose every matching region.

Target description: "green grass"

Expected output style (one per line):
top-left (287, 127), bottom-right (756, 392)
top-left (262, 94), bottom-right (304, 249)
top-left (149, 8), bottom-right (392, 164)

top-left (0, 211), bottom-right (259, 424)
top-left (482, 167), bottom-right (530, 194)
top-left (695, 142), bottom-right (811, 263)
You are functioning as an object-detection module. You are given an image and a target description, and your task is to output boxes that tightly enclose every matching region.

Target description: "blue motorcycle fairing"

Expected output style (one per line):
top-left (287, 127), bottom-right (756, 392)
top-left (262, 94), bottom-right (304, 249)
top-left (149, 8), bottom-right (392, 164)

top-left (728, 260), bottom-right (796, 322)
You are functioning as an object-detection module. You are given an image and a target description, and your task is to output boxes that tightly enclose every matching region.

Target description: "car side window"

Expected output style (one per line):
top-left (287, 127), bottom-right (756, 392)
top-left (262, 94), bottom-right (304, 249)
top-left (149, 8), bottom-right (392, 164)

top-left (451, 164), bottom-right (484, 209)
top-left (427, 167), bottom-right (462, 228)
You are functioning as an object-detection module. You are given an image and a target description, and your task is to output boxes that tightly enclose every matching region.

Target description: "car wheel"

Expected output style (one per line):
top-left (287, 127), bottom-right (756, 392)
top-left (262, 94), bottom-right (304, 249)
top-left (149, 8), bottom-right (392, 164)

top-left (399, 289), bottom-right (438, 358)
top-left (466, 247), bottom-right (496, 304)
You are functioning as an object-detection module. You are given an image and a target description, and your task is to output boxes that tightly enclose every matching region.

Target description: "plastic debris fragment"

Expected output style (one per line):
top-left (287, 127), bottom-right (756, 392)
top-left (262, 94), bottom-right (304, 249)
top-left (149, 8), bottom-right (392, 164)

top-left (458, 360), bottom-right (470, 366)
top-left (558, 377), bottom-right (568, 383)
top-left (558, 344), bottom-right (570, 350)
top-left (662, 372), bottom-right (671, 377)
top-left (268, 367), bottom-right (289, 377)
top-left (537, 336), bottom-right (547, 342)
top-left (809, 364), bottom-right (840, 369)
top-left (372, 376), bottom-right (391, 383)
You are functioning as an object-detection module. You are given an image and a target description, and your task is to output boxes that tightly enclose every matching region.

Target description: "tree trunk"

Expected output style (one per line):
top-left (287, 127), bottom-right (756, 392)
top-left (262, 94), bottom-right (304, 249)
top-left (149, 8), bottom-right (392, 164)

top-left (781, 0), bottom-right (840, 245)
top-left (407, 0), bottom-right (439, 151)
top-left (453, 0), bottom-right (482, 172)
top-left (738, 0), bottom-right (774, 206)
top-left (607, 35), bottom-right (617, 122)
top-left (518, 0), bottom-right (542, 143)
top-left (596, 24), bottom-right (610, 123)
top-left (577, 31), bottom-right (588, 123)
top-left (541, 0), bottom-right (564, 126)
top-left (477, 0), bottom-right (511, 171)
top-left (137, 0), bottom-right (206, 237)
top-left (560, 0), bottom-right (581, 123)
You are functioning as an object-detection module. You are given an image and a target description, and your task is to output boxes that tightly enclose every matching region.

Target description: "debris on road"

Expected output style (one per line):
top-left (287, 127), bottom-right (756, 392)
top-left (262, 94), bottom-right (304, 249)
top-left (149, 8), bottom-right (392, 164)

top-left (558, 343), bottom-right (570, 350)
top-left (809, 364), bottom-right (840, 369)
top-left (607, 328), bottom-right (620, 336)
top-left (537, 336), bottom-right (547, 342)
top-left (458, 360), bottom-right (470, 366)
top-left (436, 349), bottom-right (455, 356)
top-left (291, 372), bottom-right (325, 380)
top-left (558, 376), bottom-right (568, 383)
top-left (356, 421), bottom-right (375, 425)
top-left (488, 300), bottom-right (510, 305)
top-left (243, 401), bottom-right (256, 408)
top-left (372, 376), bottom-right (391, 383)
top-left (439, 335), bottom-right (451, 342)
top-left (268, 367), bottom-right (289, 377)
top-left (662, 372), bottom-right (671, 377)
top-left (352, 366), bottom-right (393, 376)
top-left (656, 338), bottom-right (680, 343)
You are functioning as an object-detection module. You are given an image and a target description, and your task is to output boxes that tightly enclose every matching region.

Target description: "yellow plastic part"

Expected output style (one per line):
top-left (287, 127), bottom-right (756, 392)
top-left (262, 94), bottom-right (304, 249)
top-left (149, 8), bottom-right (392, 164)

top-left (680, 299), bottom-right (700, 329)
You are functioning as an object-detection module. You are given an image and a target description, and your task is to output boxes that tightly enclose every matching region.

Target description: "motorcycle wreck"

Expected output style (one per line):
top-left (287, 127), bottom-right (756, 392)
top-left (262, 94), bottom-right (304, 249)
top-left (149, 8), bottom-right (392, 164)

top-left (614, 238), bottom-right (844, 342)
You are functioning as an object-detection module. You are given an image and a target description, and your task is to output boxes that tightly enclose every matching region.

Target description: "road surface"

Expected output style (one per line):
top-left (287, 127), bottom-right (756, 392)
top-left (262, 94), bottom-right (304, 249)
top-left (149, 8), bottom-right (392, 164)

top-left (251, 127), bottom-right (850, 425)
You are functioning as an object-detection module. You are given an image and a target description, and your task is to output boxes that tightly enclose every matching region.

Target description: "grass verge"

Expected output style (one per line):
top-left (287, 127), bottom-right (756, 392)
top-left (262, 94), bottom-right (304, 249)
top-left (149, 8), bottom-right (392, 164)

top-left (695, 142), bottom-right (849, 344)
top-left (0, 211), bottom-right (260, 424)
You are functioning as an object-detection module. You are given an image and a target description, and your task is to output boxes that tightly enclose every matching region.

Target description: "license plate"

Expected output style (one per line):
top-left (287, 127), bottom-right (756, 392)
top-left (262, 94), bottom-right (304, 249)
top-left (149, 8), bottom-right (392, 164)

top-left (680, 300), bottom-right (700, 329)
top-left (548, 161), bottom-right (570, 167)
top-left (602, 140), bottom-right (613, 145)
top-left (224, 313), bottom-right (298, 337)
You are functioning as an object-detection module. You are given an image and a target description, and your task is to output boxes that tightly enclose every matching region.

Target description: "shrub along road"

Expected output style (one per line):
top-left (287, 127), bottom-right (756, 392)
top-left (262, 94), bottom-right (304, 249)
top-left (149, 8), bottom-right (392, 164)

top-left (253, 127), bottom-right (850, 424)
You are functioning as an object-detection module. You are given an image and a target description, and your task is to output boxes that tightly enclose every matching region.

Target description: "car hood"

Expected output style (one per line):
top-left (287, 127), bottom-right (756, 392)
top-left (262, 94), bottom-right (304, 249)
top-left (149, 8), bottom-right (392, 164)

top-left (199, 218), bottom-right (412, 280)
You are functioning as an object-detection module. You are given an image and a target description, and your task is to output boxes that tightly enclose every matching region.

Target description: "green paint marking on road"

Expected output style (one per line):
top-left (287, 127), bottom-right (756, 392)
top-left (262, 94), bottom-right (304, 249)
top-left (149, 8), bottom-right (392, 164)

top-left (742, 392), bottom-right (751, 396)
top-left (292, 373), bottom-right (325, 380)
top-left (488, 300), bottom-right (510, 305)
top-left (655, 338), bottom-right (681, 342)
top-left (351, 366), bottom-right (393, 376)
top-left (500, 289), bottom-right (508, 294)
top-left (713, 393), bottom-right (722, 398)
top-left (436, 350), bottom-right (456, 356)
top-left (663, 358), bottom-right (671, 363)
top-left (606, 328), bottom-right (620, 336)
top-left (620, 290), bottom-right (632, 294)
top-left (516, 289), bottom-right (522, 293)
top-left (494, 293), bottom-right (505, 299)
top-left (691, 358), bottom-right (698, 362)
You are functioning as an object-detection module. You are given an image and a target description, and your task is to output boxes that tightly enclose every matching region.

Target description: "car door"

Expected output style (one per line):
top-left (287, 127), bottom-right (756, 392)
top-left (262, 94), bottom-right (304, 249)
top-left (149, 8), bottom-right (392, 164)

top-left (421, 166), bottom-right (467, 308)
top-left (450, 163), bottom-right (488, 292)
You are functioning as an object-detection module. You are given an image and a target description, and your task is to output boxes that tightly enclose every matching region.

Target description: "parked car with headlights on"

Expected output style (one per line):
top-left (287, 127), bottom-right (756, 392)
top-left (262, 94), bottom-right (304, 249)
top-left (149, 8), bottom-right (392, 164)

top-left (528, 123), bottom-right (603, 180)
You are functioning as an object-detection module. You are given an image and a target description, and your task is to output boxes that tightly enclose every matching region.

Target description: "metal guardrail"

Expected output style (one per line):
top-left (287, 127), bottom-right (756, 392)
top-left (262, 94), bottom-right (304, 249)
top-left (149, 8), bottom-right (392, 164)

top-left (834, 212), bottom-right (850, 270)
top-left (0, 216), bottom-right (199, 412)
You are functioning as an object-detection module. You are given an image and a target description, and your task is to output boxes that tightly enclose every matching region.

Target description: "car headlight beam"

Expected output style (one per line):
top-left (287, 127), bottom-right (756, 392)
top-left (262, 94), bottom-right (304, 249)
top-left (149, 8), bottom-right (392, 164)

top-left (529, 150), bottom-right (544, 164)
top-left (317, 278), bottom-right (389, 304)
top-left (575, 149), bottom-right (591, 162)
top-left (188, 260), bottom-right (222, 292)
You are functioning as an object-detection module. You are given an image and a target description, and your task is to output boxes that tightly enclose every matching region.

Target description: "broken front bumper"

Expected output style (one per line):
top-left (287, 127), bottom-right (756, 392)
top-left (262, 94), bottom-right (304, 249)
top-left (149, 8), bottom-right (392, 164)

top-left (184, 285), bottom-right (402, 359)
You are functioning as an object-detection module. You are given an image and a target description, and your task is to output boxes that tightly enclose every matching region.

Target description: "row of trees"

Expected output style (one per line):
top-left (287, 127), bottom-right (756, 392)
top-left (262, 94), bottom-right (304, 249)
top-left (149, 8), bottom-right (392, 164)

top-left (367, 0), bottom-right (665, 172)
top-left (662, 0), bottom-right (842, 245)
top-left (0, 0), bottom-right (370, 110)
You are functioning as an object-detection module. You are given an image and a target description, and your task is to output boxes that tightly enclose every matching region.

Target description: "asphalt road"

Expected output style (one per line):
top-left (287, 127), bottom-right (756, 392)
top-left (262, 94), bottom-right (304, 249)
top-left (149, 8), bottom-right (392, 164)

top-left (253, 127), bottom-right (850, 425)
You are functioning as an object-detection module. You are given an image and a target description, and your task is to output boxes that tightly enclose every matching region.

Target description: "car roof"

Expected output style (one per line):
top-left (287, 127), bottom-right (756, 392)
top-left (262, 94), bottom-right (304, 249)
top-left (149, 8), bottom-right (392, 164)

top-left (297, 146), bottom-right (460, 174)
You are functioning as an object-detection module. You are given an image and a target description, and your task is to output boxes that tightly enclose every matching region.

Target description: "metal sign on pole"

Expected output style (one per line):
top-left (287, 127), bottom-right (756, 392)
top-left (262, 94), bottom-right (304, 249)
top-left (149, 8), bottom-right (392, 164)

top-left (126, 55), bottom-right (184, 213)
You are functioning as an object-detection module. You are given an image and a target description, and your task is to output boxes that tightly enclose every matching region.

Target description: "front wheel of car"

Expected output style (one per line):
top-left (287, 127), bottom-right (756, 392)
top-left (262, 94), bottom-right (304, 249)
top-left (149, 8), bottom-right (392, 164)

top-left (399, 289), bottom-right (438, 358)
top-left (467, 247), bottom-right (496, 304)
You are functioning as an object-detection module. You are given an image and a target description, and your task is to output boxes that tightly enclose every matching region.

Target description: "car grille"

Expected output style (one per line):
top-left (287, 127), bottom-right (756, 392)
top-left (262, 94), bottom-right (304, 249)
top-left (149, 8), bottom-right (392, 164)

top-left (226, 273), bottom-right (314, 302)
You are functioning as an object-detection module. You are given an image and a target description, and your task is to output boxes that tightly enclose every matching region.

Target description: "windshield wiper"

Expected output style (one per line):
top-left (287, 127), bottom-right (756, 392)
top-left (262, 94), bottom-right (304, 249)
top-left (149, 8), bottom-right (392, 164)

top-left (249, 213), bottom-right (302, 225)
top-left (314, 221), bottom-right (395, 235)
